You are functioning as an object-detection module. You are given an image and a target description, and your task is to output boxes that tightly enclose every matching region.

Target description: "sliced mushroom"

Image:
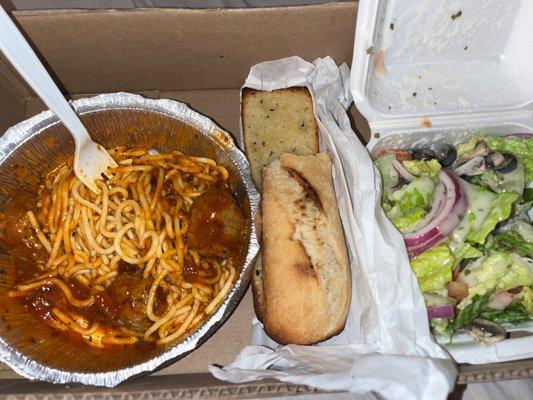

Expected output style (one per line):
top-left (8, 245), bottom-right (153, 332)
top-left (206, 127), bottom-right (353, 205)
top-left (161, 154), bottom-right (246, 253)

top-left (454, 155), bottom-right (486, 176)
top-left (456, 141), bottom-right (489, 165)
top-left (487, 152), bottom-right (505, 169)
top-left (477, 153), bottom-right (524, 194)
top-left (462, 318), bottom-right (507, 344)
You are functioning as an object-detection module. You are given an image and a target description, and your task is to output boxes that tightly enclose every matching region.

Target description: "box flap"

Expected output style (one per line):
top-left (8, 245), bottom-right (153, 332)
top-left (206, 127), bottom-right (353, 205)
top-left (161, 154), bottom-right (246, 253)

top-left (11, 4), bottom-right (356, 94)
top-left (351, 0), bottom-right (533, 133)
top-left (0, 57), bottom-right (27, 131)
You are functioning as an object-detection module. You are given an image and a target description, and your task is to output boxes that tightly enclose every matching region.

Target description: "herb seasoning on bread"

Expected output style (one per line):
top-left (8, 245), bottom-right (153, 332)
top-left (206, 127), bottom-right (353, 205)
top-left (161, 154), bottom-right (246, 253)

top-left (242, 87), bottom-right (319, 189)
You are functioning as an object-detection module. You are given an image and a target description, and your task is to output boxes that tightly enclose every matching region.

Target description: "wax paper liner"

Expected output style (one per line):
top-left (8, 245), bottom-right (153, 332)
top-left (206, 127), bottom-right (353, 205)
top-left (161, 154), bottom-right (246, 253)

top-left (209, 56), bottom-right (457, 400)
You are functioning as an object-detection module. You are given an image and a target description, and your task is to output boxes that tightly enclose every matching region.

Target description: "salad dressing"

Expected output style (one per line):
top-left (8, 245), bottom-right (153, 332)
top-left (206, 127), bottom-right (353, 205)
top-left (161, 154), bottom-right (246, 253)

top-left (375, 135), bottom-right (533, 342)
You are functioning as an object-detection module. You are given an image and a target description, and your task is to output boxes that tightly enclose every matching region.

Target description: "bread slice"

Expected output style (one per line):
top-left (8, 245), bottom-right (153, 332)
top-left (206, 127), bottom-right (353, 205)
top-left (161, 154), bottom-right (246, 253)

top-left (242, 87), bottom-right (319, 189)
top-left (260, 153), bottom-right (351, 345)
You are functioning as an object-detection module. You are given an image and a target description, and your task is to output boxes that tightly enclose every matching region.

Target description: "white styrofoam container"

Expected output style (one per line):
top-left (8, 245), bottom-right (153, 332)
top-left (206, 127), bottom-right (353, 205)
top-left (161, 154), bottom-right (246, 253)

top-left (350, 0), bottom-right (533, 364)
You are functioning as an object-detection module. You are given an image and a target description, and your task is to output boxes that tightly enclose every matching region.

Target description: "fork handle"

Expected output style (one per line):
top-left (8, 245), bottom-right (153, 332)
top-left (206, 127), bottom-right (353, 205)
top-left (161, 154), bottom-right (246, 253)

top-left (0, 6), bottom-right (89, 147)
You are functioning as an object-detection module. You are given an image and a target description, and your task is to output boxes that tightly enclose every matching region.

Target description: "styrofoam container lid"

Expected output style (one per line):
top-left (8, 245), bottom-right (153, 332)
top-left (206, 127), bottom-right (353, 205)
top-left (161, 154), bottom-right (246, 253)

top-left (351, 0), bottom-right (533, 134)
top-left (350, 0), bottom-right (533, 364)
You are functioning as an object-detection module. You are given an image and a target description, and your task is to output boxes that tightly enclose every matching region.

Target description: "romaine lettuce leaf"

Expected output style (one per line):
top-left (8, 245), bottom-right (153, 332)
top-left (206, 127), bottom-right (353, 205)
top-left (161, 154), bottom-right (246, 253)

top-left (480, 303), bottom-right (529, 325)
top-left (500, 221), bottom-right (533, 242)
top-left (449, 241), bottom-right (483, 263)
top-left (390, 176), bottom-right (435, 213)
top-left (490, 230), bottom-right (533, 258)
top-left (469, 192), bottom-right (519, 244)
top-left (499, 254), bottom-right (533, 292)
top-left (411, 244), bottom-right (456, 293)
top-left (431, 318), bottom-right (452, 337)
top-left (447, 292), bottom-right (492, 333)
top-left (478, 158), bottom-right (525, 195)
top-left (424, 292), bottom-right (456, 307)
top-left (452, 184), bottom-right (518, 245)
top-left (458, 253), bottom-right (533, 309)
top-left (402, 159), bottom-right (441, 178)
top-left (385, 177), bottom-right (437, 233)
top-left (456, 136), bottom-right (479, 160)
top-left (375, 154), bottom-right (399, 191)
top-left (391, 209), bottom-right (427, 233)
top-left (524, 188), bottom-right (533, 202)
top-left (521, 286), bottom-right (533, 315)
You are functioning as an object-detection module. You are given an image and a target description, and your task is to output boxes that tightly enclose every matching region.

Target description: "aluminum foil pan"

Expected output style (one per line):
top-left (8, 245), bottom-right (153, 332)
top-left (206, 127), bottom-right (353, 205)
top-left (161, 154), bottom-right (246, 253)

top-left (0, 92), bottom-right (260, 387)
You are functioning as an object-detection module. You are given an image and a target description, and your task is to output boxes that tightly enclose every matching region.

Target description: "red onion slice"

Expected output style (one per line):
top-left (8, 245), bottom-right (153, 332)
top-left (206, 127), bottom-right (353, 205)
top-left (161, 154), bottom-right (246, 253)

top-left (506, 133), bottom-right (533, 139)
top-left (404, 171), bottom-right (467, 257)
top-left (392, 159), bottom-right (414, 182)
top-left (408, 233), bottom-right (446, 258)
top-left (427, 304), bottom-right (455, 319)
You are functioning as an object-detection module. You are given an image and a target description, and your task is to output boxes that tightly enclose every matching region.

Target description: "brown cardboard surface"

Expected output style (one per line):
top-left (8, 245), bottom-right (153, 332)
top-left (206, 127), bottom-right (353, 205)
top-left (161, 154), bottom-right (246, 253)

top-left (10, 4), bottom-right (356, 95)
top-left (0, 2), bottom-right (532, 395)
top-left (0, 374), bottom-right (344, 399)
top-left (0, 60), bottom-right (26, 132)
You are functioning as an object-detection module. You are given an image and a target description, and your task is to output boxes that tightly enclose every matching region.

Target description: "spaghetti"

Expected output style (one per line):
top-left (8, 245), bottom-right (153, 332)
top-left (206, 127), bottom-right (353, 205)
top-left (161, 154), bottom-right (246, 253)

top-left (6, 147), bottom-right (245, 347)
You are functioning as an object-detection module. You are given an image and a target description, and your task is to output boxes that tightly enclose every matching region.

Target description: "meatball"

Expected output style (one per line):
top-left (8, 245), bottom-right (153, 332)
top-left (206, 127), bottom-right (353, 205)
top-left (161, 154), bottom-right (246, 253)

top-left (105, 267), bottom-right (153, 333)
top-left (187, 188), bottom-right (245, 257)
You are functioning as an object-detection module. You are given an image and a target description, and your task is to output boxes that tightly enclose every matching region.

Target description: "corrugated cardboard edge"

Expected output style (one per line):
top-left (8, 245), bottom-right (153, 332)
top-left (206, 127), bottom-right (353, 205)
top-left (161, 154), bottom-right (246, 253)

top-left (457, 360), bottom-right (533, 385)
top-left (1, 362), bottom-right (533, 400)
top-left (0, 374), bottom-right (343, 399)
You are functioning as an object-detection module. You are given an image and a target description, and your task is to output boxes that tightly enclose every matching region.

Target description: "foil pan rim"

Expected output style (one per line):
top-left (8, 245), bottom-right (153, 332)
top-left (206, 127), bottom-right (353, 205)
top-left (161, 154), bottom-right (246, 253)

top-left (0, 92), bottom-right (260, 387)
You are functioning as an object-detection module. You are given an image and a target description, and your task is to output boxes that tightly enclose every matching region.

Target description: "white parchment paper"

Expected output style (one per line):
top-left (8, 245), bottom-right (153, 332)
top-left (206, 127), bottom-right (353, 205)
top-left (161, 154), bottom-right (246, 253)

top-left (209, 56), bottom-right (457, 400)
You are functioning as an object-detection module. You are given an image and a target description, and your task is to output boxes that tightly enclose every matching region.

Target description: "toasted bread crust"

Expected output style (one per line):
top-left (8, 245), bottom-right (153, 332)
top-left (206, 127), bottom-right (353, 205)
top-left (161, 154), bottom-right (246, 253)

top-left (251, 254), bottom-right (264, 322)
top-left (260, 153), bottom-right (350, 345)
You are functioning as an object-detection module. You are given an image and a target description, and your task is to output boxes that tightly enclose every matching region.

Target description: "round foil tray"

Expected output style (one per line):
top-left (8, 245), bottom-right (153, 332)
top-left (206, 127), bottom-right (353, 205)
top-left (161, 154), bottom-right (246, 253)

top-left (0, 93), bottom-right (260, 387)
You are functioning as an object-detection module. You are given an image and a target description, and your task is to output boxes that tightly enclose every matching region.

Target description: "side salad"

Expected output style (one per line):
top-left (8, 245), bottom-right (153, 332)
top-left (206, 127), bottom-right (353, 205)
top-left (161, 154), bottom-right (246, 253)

top-left (375, 134), bottom-right (533, 343)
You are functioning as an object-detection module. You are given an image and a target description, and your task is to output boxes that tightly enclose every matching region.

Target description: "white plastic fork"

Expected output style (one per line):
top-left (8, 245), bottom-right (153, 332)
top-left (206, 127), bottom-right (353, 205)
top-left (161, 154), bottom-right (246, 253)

top-left (0, 6), bottom-right (117, 193)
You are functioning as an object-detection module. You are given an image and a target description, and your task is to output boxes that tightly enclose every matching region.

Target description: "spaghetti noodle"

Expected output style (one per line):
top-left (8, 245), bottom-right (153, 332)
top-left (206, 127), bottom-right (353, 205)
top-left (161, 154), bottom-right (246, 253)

top-left (6, 147), bottom-right (245, 347)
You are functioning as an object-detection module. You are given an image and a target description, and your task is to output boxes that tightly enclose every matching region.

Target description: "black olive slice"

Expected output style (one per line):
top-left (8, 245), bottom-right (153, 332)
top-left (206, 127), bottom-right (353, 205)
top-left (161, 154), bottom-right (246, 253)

top-left (434, 144), bottom-right (456, 167)
top-left (494, 153), bottom-right (517, 174)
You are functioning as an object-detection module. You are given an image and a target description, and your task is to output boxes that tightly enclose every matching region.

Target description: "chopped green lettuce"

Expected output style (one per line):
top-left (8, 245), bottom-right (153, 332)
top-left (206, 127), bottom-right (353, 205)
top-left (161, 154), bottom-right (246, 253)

top-left (401, 159), bottom-right (441, 178)
top-left (385, 177), bottom-right (436, 233)
top-left (502, 221), bottom-right (533, 243)
top-left (521, 286), bottom-right (533, 315)
top-left (447, 292), bottom-right (492, 333)
top-left (480, 302), bottom-right (529, 325)
top-left (499, 254), bottom-right (533, 292)
top-left (484, 135), bottom-right (533, 184)
top-left (451, 185), bottom-right (518, 245)
top-left (375, 154), bottom-right (399, 191)
top-left (411, 244), bottom-right (456, 292)
top-left (424, 292), bottom-right (456, 307)
top-left (449, 241), bottom-right (483, 263)
top-left (458, 253), bottom-right (533, 309)
top-left (469, 192), bottom-right (519, 244)
top-left (431, 318), bottom-right (452, 337)
top-left (389, 176), bottom-right (435, 212)
top-left (456, 136), bottom-right (479, 160)
top-left (478, 158), bottom-right (525, 195)
top-left (490, 230), bottom-right (533, 258)
top-left (390, 209), bottom-right (427, 233)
